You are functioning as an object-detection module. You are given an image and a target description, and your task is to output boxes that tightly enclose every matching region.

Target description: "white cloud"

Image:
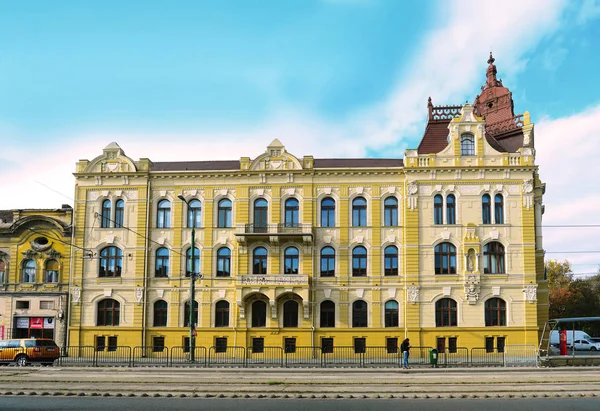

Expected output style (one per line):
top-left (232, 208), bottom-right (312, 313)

top-left (577, 0), bottom-right (600, 25)
top-left (536, 105), bottom-right (600, 274)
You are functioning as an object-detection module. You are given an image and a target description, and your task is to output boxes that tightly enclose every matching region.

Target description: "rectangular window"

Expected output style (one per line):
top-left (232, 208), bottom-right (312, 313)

top-left (386, 337), bottom-right (398, 354)
top-left (354, 337), bottom-right (366, 354)
top-left (107, 336), bottom-right (118, 352)
top-left (497, 337), bottom-right (506, 353)
top-left (183, 337), bottom-right (190, 353)
top-left (40, 301), bottom-right (55, 310)
top-left (215, 337), bottom-right (228, 353)
top-left (321, 337), bottom-right (334, 354)
top-left (95, 336), bottom-right (106, 352)
top-left (485, 337), bottom-right (494, 353)
top-left (252, 337), bottom-right (264, 354)
top-left (152, 336), bottom-right (165, 352)
top-left (448, 337), bottom-right (457, 354)
top-left (16, 300), bottom-right (30, 309)
top-left (437, 337), bottom-right (446, 354)
top-left (284, 338), bottom-right (296, 354)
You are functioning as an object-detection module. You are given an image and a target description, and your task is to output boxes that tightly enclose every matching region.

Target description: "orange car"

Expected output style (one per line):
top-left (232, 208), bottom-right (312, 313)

top-left (0, 338), bottom-right (60, 366)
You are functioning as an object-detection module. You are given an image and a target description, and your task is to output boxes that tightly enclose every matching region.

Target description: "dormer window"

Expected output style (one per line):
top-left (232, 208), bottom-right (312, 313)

top-left (460, 133), bottom-right (475, 156)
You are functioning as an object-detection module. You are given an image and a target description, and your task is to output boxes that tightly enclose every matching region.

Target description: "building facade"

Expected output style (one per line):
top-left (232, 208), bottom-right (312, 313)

top-left (0, 205), bottom-right (72, 346)
top-left (68, 55), bottom-right (547, 353)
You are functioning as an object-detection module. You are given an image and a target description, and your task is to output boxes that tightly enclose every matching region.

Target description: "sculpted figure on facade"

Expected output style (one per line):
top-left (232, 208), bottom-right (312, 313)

top-left (407, 286), bottom-right (419, 304)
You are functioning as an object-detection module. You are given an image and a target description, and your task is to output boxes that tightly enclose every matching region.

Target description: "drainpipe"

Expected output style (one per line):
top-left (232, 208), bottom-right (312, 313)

top-left (66, 203), bottom-right (76, 347)
top-left (141, 179), bottom-right (152, 348)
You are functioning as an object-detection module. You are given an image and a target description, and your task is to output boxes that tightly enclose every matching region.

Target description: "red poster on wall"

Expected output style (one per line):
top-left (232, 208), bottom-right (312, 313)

top-left (30, 317), bottom-right (43, 329)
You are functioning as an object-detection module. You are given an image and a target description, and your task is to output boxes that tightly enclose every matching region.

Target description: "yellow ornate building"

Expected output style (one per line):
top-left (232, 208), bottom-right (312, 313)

top-left (68, 54), bottom-right (546, 354)
top-left (0, 205), bottom-right (72, 345)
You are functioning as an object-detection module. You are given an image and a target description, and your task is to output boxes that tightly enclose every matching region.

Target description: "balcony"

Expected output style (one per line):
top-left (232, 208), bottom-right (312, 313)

top-left (238, 274), bottom-right (309, 287)
top-left (235, 223), bottom-right (314, 245)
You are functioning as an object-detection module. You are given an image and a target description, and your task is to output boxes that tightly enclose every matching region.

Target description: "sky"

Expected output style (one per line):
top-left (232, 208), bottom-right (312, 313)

top-left (1, 0), bottom-right (599, 277)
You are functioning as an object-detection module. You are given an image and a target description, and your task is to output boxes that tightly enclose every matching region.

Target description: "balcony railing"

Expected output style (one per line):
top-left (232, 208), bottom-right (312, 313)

top-left (237, 223), bottom-right (314, 236)
top-left (238, 274), bottom-right (309, 286)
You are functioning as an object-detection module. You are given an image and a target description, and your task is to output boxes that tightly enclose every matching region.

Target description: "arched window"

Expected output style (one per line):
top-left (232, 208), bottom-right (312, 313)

top-left (157, 200), bottom-right (171, 228)
top-left (0, 259), bottom-right (6, 283)
top-left (284, 247), bottom-right (299, 274)
top-left (153, 300), bottom-right (168, 326)
top-left (352, 246), bottom-right (367, 277)
top-left (446, 194), bottom-right (456, 225)
top-left (434, 195), bottom-right (443, 224)
top-left (216, 247), bottom-right (231, 277)
top-left (435, 298), bottom-right (457, 327)
top-left (384, 197), bottom-right (398, 226)
top-left (482, 194), bottom-right (491, 224)
top-left (321, 197), bottom-right (335, 227)
top-left (215, 300), bottom-right (230, 327)
top-left (99, 246), bottom-right (122, 278)
top-left (494, 194), bottom-right (504, 224)
top-left (253, 198), bottom-right (268, 232)
top-left (253, 247), bottom-right (267, 274)
top-left (434, 243), bottom-right (456, 274)
top-left (283, 300), bottom-right (299, 327)
top-left (485, 298), bottom-right (506, 326)
top-left (352, 197), bottom-right (367, 227)
top-left (384, 245), bottom-right (398, 276)
top-left (483, 242), bottom-right (505, 274)
top-left (251, 300), bottom-right (267, 327)
top-left (384, 300), bottom-right (399, 327)
top-left (23, 259), bottom-right (36, 283)
top-left (101, 199), bottom-right (111, 228)
top-left (187, 199), bottom-right (202, 228)
top-left (352, 300), bottom-right (368, 327)
top-left (217, 199), bottom-right (232, 228)
top-left (320, 300), bottom-right (335, 327)
top-left (97, 298), bottom-right (120, 326)
top-left (284, 198), bottom-right (299, 227)
top-left (461, 133), bottom-right (475, 156)
top-left (45, 259), bottom-right (59, 283)
top-left (155, 247), bottom-right (169, 278)
top-left (186, 247), bottom-right (200, 278)
top-left (114, 199), bottom-right (124, 228)
top-left (320, 247), bottom-right (335, 277)
top-left (184, 300), bottom-right (199, 327)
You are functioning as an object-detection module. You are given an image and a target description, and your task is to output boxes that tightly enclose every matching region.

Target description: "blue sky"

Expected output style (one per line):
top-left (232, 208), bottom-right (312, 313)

top-left (1, 0), bottom-right (599, 275)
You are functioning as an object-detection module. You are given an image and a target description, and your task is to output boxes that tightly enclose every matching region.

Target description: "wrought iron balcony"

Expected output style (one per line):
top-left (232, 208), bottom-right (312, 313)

top-left (235, 223), bottom-right (313, 244)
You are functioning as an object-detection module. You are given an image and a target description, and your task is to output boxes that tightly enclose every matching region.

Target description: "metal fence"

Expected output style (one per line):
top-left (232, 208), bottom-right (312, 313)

top-left (49, 344), bottom-right (539, 368)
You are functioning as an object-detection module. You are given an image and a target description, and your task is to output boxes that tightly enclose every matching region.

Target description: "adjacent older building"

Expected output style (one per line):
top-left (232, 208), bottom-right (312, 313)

top-left (0, 206), bottom-right (72, 346)
top-left (68, 54), bottom-right (547, 354)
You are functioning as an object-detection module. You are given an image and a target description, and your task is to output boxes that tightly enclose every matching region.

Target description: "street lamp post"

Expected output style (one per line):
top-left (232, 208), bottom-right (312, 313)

top-left (178, 194), bottom-right (199, 362)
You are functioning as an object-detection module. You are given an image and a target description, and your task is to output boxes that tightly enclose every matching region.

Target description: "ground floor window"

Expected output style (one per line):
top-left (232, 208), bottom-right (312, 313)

top-left (183, 336), bottom-right (190, 353)
top-left (386, 337), bottom-right (398, 354)
top-left (437, 336), bottom-right (458, 354)
top-left (354, 337), bottom-right (366, 354)
top-left (152, 336), bottom-right (165, 352)
top-left (321, 337), bottom-right (333, 354)
top-left (215, 337), bottom-right (228, 353)
top-left (95, 336), bottom-right (118, 352)
top-left (485, 336), bottom-right (505, 353)
top-left (14, 317), bottom-right (55, 339)
top-left (252, 337), bottom-right (264, 353)
top-left (284, 337), bottom-right (296, 354)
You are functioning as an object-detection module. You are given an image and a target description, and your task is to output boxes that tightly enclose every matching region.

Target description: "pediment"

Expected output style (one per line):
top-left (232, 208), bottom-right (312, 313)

top-left (84, 142), bottom-right (138, 173)
top-left (249, 139), bottom-right (303, 171)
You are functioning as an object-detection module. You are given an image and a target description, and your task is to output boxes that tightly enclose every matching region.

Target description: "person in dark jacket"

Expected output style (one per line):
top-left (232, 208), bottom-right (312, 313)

top-left (401, 338), bottom-right (411, 369)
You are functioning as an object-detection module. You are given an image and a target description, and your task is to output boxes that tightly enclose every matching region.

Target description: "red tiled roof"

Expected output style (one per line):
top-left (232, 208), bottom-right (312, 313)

top-left (314, 158), bottom-right (403, 168)
top-left (417, 120), bottom-right (451, 154)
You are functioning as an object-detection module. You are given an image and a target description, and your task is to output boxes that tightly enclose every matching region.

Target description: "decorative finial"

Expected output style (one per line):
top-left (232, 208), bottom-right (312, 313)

top-left (487, 51), bottom-right (495, 65)
top-left (427, 96), bottom-right (432, 106)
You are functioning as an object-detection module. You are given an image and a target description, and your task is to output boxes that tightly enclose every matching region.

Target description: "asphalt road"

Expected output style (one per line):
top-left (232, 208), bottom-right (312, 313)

top-left (1, 397), bottom-right (600, 411)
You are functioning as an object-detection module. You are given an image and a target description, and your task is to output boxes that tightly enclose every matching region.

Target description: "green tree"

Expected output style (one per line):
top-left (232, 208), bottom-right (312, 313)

top-left (546, 260), bottom-right (574, 319)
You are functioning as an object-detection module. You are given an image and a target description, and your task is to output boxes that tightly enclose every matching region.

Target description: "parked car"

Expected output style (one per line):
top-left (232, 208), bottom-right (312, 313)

top-left (550, 330), bottom-right (592, 346)
top-left (570, 339), bottom-right (600, 351)
top-left (0, 338), bottom-right (60, 366)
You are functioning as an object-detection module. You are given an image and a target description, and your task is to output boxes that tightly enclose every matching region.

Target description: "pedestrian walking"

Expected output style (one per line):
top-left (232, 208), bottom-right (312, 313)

top-left (401, 338), bottom-right (411, 369)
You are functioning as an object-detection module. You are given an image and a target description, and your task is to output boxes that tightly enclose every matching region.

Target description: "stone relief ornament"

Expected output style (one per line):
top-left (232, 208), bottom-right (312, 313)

top-left (71, 287), bottom-right (81, 303)
top-left (464, 275), bottom-right (480, 304)
top-left (135, 287), bottom-right (144, 305)
top-left (466, 249), bottom-right (476, 273)
top-left (407, 286), bottom-right (420, 304)
top-left (407, 181), bottom-right (418, 195)
top-left (522, 179), bottom-right (534, 194)
top-left (524, 285), bottom-right (537, 303)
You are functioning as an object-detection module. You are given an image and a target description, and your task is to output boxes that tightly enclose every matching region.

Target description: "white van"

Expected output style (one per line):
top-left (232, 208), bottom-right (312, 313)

top-left (550, 330), bottom-right (592, 346)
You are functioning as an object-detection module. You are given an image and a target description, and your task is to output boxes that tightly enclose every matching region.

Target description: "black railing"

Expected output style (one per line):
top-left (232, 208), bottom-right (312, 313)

top-left (43, 344), bottom-right (541, 368)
